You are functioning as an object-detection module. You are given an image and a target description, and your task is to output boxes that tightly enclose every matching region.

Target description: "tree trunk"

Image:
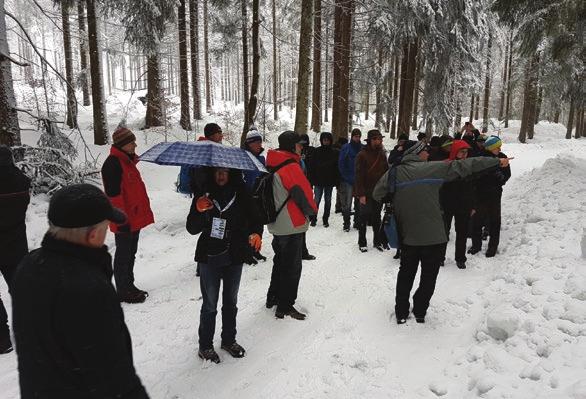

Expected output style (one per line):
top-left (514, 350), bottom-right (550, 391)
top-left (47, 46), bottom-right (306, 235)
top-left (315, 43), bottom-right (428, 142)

top-left (566, 98), bottom-right (575, 139)
top-left (331, 0), bottom-right (353, 142)
top-left (86, 0), bottom-right (108, 145)
top-left (310, 0), bottom-right (321, 132)
top-left (469, 93), bottom-right (475, 123)
top-left (390, 54), bottom-right (399, 138)
top-left (498, 40), bottom-right (508, 120)
top-left (241, 0), bottom-right (249, 123)
top-left (243, 0), bottom-right (260, 138)
top-left (61, 2), bottom-right (78, 128)
top-left (294, 0), bottom-right (314, 135)
top-left (397, 38), bottom-right (418, 137)
top-left (574, 106), bottom-right (582, 139)
top-left (204, 0), bottom-right (212, 113)
top-left (189, 0), bottom-right (202, 120)
top-left (481, 34), bottom-right (492, 133)
top-left (411, 55), bottom-right (421, 131)
top-left (504, 34), bottom-right (513, 128)
top-left (527, 54), bottom-right (539, 139)
top-left (363, 86), bottom-right (369, 120)
top-left (77, 0), bottom-right (90, 106)
top-left (145, 54), bottom-right (164, 128)
top-left (519, 55), bottom-right (538, 143)
top-left (323, 14), bottom-right (329, 123)
top-left (0, 0), bottom-right (20, 148)
top-left (474, 93), bottom-right (480, 121)
top-left (534, 86), bottom-right (543, 125)
top-left (375, 45), bottom-right (384, 129)
top-left (177, 0), bottom-right (191, 130)
top-left (272, 0), bottom-right (278, 120)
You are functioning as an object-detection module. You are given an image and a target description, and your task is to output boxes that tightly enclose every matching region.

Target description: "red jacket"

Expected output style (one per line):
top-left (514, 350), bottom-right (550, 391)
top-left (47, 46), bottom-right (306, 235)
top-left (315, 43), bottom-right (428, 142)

top-left (266, 149), bottom-right (317, 231)
top-left (101, 146), bottom-right (154, 233)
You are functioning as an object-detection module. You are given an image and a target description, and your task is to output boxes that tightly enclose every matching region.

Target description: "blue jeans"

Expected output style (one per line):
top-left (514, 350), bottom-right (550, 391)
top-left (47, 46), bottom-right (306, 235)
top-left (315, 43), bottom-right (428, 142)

top-left (198, 262), bottom-right (243, 350)
top-left (314, 186), bottom-right (333, 221)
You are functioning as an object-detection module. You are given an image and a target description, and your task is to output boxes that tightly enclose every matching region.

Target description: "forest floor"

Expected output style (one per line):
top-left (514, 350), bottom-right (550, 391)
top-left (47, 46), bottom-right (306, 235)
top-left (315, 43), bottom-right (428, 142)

top-left (1, 94), bottom-right (586, 398)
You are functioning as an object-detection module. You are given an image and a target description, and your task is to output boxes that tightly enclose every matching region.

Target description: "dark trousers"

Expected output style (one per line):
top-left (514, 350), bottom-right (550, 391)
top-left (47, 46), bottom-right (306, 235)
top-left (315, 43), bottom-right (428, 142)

top-left (267, 234), bottom-right (304, 312)
top-left (358, 198), bottom-right (382, 247)
top-left (0, 231), bottom-right (27, 336)
top-left (314, 186), bottom-right (334, 221)
top-left (471, 200), bottom-right (501, 251)
top-left (198, 262), bottom-right (243, 350)
top-left (114, 231), bottom-right (141, 292)
top-left (395, 244), bottom-right (443, 319)
top-left (442, 210), bottom-right (471, 263)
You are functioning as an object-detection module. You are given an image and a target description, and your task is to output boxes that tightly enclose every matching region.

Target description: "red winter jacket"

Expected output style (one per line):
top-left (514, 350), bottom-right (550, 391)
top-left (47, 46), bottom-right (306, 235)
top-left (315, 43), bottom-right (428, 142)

top-left (266, 149), bottom-right (317, 235)
top-left (101, 146), bottom-right (154, 233)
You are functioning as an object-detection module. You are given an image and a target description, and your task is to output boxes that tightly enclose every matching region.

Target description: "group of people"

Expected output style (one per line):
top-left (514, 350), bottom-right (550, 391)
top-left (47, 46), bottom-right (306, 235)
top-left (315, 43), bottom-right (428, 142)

top-left (0, 120), bottom-right (512, 397)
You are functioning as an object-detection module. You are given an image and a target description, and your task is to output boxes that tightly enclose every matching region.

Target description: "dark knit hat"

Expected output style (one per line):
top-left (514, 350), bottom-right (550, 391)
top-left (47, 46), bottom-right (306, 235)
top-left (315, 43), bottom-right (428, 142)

top-left (278, 131), bottom-right (302, 153)
top-left (398, 133), bottom-right (409, 142)
top-left (0, 145), bottom-right (14, 166)
top-left (417, 132), bottom-right (427, 141)
top-left (365, 129), bottom-right (384, 141)
top-left (112, 127), bottom-right (136, 148)
top-left (320, 132), bottom-right (333, 144)
top-left (403, 140), bottom-right (429, 156)
top-left (204, 123), bottom-right (222, 138)
top-left (299, 133), bottom-right (310, 145)
top-left (48, 184), bottom-right (126, 228)
top-left (351, 128), bottom-right (362, 137)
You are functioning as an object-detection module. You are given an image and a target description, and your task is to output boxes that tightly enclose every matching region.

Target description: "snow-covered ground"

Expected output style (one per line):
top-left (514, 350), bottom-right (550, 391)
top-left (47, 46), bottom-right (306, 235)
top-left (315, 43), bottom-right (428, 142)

top-left (1, 95), bottom-right (586, 398)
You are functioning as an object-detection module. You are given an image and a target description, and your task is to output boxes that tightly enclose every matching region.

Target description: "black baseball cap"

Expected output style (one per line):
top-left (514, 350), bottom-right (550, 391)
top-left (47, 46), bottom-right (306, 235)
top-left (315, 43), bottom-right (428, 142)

top-left (48, 184), bottom-right (126, 228)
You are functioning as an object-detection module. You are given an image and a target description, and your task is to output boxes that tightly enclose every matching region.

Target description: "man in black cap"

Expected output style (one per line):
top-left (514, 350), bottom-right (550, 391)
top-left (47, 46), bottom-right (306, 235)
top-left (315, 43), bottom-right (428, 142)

top-left (0, 145), bottom-right (30, 354)
top-left (12, 184), bottom-right (149, 398)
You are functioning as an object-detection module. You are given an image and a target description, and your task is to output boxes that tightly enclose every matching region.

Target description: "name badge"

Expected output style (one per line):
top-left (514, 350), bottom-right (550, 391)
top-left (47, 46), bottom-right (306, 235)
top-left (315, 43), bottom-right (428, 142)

top-left (210, 217), bottom-right (227, 240)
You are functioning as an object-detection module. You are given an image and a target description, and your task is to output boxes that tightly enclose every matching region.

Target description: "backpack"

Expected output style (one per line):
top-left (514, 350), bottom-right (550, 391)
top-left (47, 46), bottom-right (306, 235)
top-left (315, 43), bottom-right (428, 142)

top-left (177, 166), bottom-right (194, 195)
top-left (252, 158), bottom-right (296, 225)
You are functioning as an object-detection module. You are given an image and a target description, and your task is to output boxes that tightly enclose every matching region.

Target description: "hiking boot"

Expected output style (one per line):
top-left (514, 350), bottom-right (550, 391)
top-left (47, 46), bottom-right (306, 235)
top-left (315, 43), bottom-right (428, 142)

top-left (359, 246), bottom-right (368, 253)
top-left (415, 317), bottom-right (425, 324)
top-left (253, 252), bottom-right (267, 262)
top-left (485, 248), bottom-right (497, 258)
top-left (302, 253), bottom-right (316, 261)
top-left (323, 219), bottom-right (329, 228)
top-left (467, 246), bottom-right (481, 255)
top-left (119, 289), bottom-right (147, 304)
top-left (198, 348), bottom-right (221, 364)
top-left (265, 296), bottom-right (277, 309)
top-left (0, 334), bottom-right (13, 355)
top-left (221, 342), bottom-right (246, 358)
top-left (375, 244), bottom-right (385, 252)
top-left (275, 307), bottom-right (306, 320)
top-left (310, 217), bottom-right (317, 227)
top-left (393, 250), bottom-right (401, 259)
top-left (396, 318), bottom-right (407, 325)
top-left (131, 284), bottom-right (149, 297)
top-left (456, 261), bottom-right (467, 269)
top-left (343, 226), bottom-right (350, 232)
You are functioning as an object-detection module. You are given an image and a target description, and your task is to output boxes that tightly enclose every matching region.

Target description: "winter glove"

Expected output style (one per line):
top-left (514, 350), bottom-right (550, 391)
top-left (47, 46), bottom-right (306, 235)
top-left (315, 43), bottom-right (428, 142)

top-left (249, 233), bottom-right (262, 252)
top-left (117, 224), bottom-right (131, 233)
top-left (196, 196), bottom-right (214, 212)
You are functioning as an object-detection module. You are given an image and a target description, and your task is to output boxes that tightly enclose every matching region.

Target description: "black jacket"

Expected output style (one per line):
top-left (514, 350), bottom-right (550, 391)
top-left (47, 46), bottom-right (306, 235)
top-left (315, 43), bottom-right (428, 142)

top-left (440, 178), bottom-right (476, 214)
top-left (186, 170), bottom-right (262, 265)
top-left (307, 145), bottom-right (340, 187)
top-left (12, 234), bottom-right (149, 399)
top-left (0, 165), bottom-right (30, 268)
top-left (475, 150), bottom-right (511, 203)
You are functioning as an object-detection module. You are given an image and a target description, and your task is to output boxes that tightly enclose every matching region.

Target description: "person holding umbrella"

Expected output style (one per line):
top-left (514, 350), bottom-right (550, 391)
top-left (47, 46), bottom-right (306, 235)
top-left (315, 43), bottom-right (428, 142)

top-left (186, 167), bottom-right (262, 364)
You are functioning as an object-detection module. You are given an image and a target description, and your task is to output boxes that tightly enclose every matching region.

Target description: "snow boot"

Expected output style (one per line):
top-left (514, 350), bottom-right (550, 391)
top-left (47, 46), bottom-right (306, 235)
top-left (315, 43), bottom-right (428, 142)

top-left (457, 261), bottom-right (467, 269)
top-left (266, 295), bottom-right (277, 309)
top-left (359, 246), bottom-right (368, 253)
top-left (131, 284), bottom-right (149, 297)
top-left (375, 243), bottom-right (385, 252)
top-left (485, 247), bottom-right (497, 258)
top-left (118, 289), bottom-right (147, 304)
top-left (275, 307), bottom-right (306, 320)
top-left (302, 253), bottom-right (316, 261)
top-left (396, 317), bottom-right (407, 325)
top-left (393, 249), bottom-right (401, 259)
top-left (221, 342), bottom-right (246, 358)
top-left (323, 218), bottom-right (329, 228)
top-left (467, 246), bottom-right (481, 255)
top-left (198, 348), bottom-right (221, 364)
top-left (343, 226), bottom-right (350, 232)
top-left (415, 317), bottom-right (425, 324)
top-left (310, 216), bottom-right (317, 227)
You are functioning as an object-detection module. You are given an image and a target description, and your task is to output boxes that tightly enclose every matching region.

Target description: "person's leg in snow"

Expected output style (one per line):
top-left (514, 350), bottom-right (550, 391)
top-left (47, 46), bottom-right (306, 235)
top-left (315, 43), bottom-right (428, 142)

top-left (266, 237), bottom-right (282, 308)
top-left (322, 186), bottom-right (333, 227)
top-left (412, 244), bottom-right (443, 321)
top-left (441, 210), bottom-right (454, 265)
top-left (370, 199), bottom-right (383, 250)
top-left (395, 245), bottom-right (421, 321)
top-left (470, 202), bottom-right (489, 254)
top-left (312, 186), bottom-right (324, 226)
top-left (485, 199), bottom-right (502, 257)
top-left (273, 234), bottom-right (306, 320)
top-left (114, 230), bottom-right (146, 303)
top-left (454, 211), bottom-right (470, 267)
top-left (220, 263), bottom-right (244, 357)
top-left (198, 262), bottom-right (222, 362)
top-left (0, 294), bottom-right (10, 354)
top-left (339, 182), bottom-right (353, 231)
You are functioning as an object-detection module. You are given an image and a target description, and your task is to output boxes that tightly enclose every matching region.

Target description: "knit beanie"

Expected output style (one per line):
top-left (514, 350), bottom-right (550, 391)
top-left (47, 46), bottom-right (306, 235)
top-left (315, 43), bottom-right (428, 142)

top-left (278, 131), bottom-right (301, 153)
top-left (484, 136), bottom-right (502, 151)
top-left (204, 123), bottom-right (222, 138)
top-left (245, 129), bottom-right (263, 144)
top-left (112, 127), bottom-right (136, 148)
top-left (403, 140), bottom-right (428, 156)
top-left (351, 128), bottom-right (362, 137)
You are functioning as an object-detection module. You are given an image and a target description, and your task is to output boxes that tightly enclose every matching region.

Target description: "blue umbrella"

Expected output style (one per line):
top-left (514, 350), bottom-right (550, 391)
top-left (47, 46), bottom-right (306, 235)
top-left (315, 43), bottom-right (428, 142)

top-left (140, 141), bottom-right (267, 172)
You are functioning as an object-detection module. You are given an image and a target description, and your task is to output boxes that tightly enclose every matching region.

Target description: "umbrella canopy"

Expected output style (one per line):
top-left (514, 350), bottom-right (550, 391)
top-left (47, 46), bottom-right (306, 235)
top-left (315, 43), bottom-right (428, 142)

top-left (140, 141), bottom-right (267, 172)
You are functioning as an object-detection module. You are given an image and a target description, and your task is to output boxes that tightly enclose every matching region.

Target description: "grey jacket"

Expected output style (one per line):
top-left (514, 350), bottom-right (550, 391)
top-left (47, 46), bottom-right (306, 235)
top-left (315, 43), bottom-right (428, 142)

top-left (373, 154), bottom-right (499, 246)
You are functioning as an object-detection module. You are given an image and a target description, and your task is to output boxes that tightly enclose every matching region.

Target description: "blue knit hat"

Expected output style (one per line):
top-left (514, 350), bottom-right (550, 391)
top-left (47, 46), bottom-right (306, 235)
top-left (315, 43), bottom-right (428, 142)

top-left (484, 136), bottom-right (502, 151)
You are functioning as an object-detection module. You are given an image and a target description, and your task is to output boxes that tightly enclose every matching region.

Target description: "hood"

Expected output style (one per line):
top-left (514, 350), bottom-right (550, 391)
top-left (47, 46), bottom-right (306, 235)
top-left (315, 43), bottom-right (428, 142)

top-left (449, 140), bottom-right (471, 160)
top-left (266, 149), bottom-right (301, 169)
top-left (319, 132), bottom-right (333, 145)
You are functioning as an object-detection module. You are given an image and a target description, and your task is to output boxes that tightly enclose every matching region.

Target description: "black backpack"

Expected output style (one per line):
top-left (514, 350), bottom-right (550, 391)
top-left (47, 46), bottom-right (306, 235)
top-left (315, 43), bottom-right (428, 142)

top-left (253, 159), bottom-right (296, 225)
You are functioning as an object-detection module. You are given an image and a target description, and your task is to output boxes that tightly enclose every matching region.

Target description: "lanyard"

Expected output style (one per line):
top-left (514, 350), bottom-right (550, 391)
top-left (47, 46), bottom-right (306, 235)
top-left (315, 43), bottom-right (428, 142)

top-left (212, 194), bottom-right (236, 216)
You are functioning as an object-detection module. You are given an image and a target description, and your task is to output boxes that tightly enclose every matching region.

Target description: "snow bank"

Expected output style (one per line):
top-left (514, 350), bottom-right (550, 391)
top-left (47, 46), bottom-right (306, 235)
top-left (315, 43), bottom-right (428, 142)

top-left (432, 154), bottom-right (586, 398)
